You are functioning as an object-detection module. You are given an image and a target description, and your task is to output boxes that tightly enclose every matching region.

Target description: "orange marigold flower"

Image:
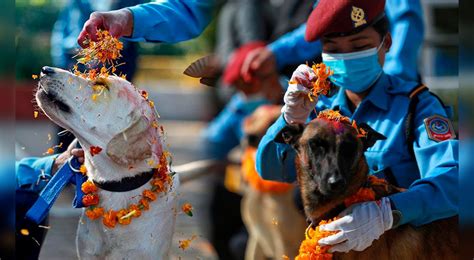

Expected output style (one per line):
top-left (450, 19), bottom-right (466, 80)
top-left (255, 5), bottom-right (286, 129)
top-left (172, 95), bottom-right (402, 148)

top-left (343, 188), bottom-right (376, 207)
top-left (33, 111), bottom-right (39, 118)
top-left (181, 203), bottom-right (193, 217)
top-left (82, 194), bottom-right (99, 206)
top-left (20, 229), bottom-right (29, 236)
top-left (90, 146), bottom-right (102, 156)
top-left (296, 220), bottom-right (339, 260)
top-left (81, 181), bottom-right (97, 194)
top-left (117, 209), bottom-right (132, 225)
top-left (102, 210), bottom-right (117, 228)
top-left (179, 235), bottom-right (196, 250)
top-left (139, 198), bottom-right (150, 210)
top-left (45, 147), bottom-right (54, 155)
top-left (79, 165), bottom-right (87, 174)
top-left (129, 204), bottom-right (142, 218)
top-left (143, 190), bottom-right (157, 201)
top-left (151, 179), bottom-right (165, 192)
top-left (85, 207), bottom-right (104, 220)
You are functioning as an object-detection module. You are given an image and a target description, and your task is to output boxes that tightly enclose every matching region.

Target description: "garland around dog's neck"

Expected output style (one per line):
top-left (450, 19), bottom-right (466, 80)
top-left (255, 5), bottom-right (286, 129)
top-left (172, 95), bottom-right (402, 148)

top-left (80, 152), bottom-right (173, 228)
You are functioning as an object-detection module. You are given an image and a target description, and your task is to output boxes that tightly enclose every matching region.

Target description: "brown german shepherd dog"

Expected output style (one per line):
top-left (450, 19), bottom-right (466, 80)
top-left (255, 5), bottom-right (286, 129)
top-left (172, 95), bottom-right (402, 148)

top-left (279, 117), bottom-right (458, 260)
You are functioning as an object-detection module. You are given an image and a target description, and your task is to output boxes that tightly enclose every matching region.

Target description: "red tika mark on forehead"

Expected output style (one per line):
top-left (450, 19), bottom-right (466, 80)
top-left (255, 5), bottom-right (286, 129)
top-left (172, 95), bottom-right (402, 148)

top-left (117, 86), bottom-right (140, 106)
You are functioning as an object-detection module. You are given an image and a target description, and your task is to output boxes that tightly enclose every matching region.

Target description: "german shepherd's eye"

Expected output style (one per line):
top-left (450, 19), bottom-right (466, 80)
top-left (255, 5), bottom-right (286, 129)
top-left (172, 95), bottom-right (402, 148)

top-left (309, 139), bottom-right (328, 154)
top-left (339, 140), bottom-right (357, 157)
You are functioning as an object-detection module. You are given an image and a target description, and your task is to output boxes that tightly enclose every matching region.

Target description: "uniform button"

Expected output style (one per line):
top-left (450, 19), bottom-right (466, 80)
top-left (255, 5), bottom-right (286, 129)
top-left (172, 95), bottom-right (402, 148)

top-left (372, 165), bottom-right (378, 171)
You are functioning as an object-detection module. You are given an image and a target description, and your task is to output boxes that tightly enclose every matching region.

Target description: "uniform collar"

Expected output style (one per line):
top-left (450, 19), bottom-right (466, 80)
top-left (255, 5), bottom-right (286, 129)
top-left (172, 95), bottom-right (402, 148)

top-left (331, 73), bottom-right (390, 115)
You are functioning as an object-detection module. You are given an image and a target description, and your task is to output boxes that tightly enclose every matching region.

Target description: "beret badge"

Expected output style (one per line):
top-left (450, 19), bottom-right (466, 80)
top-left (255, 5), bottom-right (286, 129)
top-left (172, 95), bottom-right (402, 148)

top-left (351, 6), bottom-right (367, 28)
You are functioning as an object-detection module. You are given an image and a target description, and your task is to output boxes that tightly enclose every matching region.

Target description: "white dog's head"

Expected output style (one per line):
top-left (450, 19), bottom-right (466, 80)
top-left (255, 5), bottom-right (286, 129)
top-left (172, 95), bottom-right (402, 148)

top-left (36, 66), bottom-right (163, 181)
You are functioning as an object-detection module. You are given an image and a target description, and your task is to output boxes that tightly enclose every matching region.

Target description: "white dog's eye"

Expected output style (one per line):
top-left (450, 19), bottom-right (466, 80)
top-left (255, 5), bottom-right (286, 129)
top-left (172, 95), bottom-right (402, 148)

top-left (93, 79), bottom-right (110, 91)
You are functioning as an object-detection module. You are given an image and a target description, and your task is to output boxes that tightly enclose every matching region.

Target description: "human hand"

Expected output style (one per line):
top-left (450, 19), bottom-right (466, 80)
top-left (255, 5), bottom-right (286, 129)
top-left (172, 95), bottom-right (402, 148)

top-left (281, 64), bottom-right (318, 124)
top-left (318, 197), bottom-right (393, 253)
top-left (240, 46), bottom-right (277, 83)
top-left (52, 140), bottom-right (85, 175)
top-left (77, 8), bottom-right (133, 48)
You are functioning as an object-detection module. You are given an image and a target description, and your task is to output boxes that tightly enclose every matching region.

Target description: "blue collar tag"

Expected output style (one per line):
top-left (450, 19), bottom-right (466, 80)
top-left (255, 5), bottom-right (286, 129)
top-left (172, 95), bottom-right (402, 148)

top-left (26, 157), bottom-right (87, 224)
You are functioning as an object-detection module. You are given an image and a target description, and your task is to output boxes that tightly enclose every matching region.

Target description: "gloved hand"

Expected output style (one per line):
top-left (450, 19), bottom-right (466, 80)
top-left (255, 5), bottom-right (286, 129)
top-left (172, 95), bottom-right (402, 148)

top-left (77, 8), bottom-right (134, 48)
top-left (318, 197), bottom-right (393, 253)
top-left (281, 64), bottom-right (317, 124)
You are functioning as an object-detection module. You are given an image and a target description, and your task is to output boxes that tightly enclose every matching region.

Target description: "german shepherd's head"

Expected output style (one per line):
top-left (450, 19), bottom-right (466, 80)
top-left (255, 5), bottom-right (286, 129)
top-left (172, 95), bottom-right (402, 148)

top-left (279, 118), bottom-right (385, 223)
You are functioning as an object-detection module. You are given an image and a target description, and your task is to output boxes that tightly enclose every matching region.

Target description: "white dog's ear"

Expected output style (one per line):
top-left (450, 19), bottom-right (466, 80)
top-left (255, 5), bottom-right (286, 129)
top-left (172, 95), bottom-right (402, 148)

top-left (106, 115), bottom-right (152, 166)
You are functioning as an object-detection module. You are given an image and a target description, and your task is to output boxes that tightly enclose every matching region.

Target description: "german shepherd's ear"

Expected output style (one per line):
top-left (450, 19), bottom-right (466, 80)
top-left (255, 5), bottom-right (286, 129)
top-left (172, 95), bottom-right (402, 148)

top-left (276, 124), bottom-right (305, 148)
top-left (358, 122), bottom-right (387, 151)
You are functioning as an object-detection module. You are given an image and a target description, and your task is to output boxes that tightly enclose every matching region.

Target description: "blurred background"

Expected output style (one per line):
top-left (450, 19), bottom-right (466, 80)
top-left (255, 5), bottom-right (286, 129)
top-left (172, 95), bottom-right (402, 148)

top-left (13, 0), bottom-right (459, 259)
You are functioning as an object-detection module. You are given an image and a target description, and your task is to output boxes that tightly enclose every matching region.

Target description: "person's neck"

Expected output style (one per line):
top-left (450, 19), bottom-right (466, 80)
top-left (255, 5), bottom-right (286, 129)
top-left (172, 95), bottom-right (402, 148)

top-left (345, 89), bottom-right (370, 112)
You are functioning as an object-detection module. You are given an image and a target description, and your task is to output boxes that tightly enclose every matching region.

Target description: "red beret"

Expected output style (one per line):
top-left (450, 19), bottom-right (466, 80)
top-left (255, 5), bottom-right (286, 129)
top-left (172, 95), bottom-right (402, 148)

top-left (223, 41), bottom-right (266, 85)
top-left (305, 0), bottom-right (386, 42)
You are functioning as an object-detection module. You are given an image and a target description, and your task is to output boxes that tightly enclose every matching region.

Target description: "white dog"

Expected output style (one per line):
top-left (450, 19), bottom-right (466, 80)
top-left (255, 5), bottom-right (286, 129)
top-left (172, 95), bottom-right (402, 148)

top-left (36, 66), bottom-right (179, 260)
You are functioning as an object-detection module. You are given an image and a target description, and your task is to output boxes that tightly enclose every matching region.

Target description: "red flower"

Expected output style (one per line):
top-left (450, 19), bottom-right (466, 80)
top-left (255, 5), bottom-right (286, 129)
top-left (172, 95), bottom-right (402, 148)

top-left (82, 194), bottom-right (99, 206)
top-left (90, 146), bottom-right (103, 156)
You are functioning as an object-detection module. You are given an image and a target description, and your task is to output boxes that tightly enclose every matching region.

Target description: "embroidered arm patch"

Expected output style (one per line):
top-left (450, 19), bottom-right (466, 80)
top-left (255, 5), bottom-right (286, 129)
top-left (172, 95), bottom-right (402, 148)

top-left (424, 115), bottom-right (456, 142)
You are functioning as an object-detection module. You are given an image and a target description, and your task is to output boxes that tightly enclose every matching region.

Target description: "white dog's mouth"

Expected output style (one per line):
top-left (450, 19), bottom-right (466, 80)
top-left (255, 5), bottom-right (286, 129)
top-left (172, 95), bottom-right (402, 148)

top-left (36, 67), bottom-right (72, 114)
top-left (37, 83), bottom-right (72, 113)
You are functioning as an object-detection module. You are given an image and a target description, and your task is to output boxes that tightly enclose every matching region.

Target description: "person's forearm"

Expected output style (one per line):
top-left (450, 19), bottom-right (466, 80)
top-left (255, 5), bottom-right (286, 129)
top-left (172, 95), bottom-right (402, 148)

top-left (126, 1), bottom-right (215, 43)
top-left (268, 23), bottom-right (322, 69)
top-left (384, 0), bottom-right (424, 82)
top-left (256, 115), bottom-right (297, 183)
top-left (16, 155), bottom-right (58, 191)
top-left (388, 167), bottom-right (458, 226)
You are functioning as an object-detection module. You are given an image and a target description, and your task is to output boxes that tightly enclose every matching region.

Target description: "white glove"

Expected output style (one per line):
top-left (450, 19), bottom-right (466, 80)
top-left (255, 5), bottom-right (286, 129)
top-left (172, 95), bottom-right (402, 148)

top-left (318, 197), bottom-right (393, 253)
top-left (281, 64), bottom-right (318, 124)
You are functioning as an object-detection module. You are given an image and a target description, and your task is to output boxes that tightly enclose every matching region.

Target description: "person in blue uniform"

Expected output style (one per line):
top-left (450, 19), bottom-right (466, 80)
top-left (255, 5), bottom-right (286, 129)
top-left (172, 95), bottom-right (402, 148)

top-left (256, 0), bottom-right (457, 253)
top-left (15, 144), bottom-right (84, 259)
top-left (76, 1), bottom-right (215, 47)
top-left (241, 0), bottom-right (424, 83)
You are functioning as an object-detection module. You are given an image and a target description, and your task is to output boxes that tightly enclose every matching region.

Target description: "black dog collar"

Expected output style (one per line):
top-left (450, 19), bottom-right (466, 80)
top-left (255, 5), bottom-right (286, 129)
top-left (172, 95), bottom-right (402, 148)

top-left (92, 170), bottom-right (155, 192)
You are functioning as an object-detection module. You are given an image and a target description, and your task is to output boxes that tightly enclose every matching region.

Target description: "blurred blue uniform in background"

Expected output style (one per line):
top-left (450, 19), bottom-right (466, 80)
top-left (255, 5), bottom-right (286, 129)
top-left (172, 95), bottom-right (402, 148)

top-left (256, 73), bottom-right (458, 227)
top-left (202, 94), bottom-right (270, 160)
top-left (268, 0), bottom-right (424, 82)
top-left (51, 0), bottom-right (143, 80)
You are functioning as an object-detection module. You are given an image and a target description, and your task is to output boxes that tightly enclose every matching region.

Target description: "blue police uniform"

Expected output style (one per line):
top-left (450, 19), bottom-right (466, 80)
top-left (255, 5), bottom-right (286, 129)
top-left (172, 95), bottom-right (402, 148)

top-left (125, 0), bottom-right (215, 43)
top-left (202, 94), bottom-right (270, 160)
top-left (16, 155), bottom-right (57, 193)
top-left (256, 73), bottom-right (458, 226)
top-left (268, 0), bottom-right (424, 82)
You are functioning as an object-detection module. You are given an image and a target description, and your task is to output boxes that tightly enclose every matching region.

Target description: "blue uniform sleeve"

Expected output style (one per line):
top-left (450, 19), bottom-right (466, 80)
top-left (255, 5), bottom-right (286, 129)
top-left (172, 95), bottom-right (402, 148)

top-left (16, 155), bottom-right (58, 192)
top-left (389, 92), bottom-right (458, 226)
top-left (267, 23), bottom-right (322, 70)
top-left (256, 115), bottom-right (298, 183)
top-left (384, 0), bottom-right (424, 82)
top-left (126, 0), bottom-right (215, 43)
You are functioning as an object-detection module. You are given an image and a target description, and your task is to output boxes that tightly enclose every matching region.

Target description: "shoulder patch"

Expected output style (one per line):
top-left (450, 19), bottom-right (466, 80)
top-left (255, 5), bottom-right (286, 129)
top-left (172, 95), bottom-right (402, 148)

top-left (424, 115), bottom-right (456, 142)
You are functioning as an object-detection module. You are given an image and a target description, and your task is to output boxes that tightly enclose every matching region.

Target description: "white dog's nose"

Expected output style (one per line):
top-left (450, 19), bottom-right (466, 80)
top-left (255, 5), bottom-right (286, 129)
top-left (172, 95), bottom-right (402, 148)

top-left (41, 66), bottom-right (55, 75)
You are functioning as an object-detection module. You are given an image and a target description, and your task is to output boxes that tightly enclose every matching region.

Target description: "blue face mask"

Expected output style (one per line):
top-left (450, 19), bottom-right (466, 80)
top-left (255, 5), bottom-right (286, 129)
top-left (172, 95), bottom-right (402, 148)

top-left (322, 43), bottom-right (384, 93)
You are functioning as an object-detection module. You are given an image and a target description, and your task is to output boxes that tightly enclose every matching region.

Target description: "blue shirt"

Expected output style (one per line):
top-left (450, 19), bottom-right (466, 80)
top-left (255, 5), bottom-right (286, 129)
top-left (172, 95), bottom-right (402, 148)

top-left (268, 0), bottom-right (424, 82)
top-left (16, 155), bottom-right (58, 193)
top-left (125, 0), bottom-right (215, 43)
top-left (202, 94), bottom-right (270, 160)
top-left (256, 73), bottom-right (458, 227)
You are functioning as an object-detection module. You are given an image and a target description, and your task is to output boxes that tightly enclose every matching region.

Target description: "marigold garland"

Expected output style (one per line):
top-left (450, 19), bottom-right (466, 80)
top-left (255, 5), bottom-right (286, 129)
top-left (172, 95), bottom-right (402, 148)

top-left (242, 147), bottom-right (293, 193)
top-left (317, 110), bottom-right (368, 138)
top-left (295, 176), bottom-right (388, 260)
top-left (81, 152), bottom-right (173, 228)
